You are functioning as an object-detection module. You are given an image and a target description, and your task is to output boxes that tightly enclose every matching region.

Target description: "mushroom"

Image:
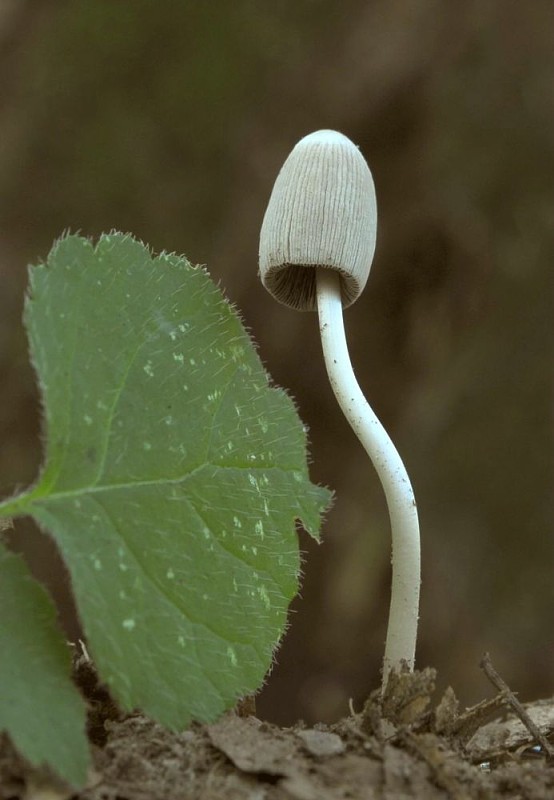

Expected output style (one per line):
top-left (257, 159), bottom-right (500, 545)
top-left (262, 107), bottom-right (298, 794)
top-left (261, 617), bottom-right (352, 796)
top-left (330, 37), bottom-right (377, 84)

top-left (259, 130), bottom-right (420, 686)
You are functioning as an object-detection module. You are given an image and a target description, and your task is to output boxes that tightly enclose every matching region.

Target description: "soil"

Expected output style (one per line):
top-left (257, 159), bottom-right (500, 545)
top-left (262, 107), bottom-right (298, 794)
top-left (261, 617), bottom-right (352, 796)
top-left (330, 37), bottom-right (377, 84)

top-left (1, 655), bottom-right (554, 800)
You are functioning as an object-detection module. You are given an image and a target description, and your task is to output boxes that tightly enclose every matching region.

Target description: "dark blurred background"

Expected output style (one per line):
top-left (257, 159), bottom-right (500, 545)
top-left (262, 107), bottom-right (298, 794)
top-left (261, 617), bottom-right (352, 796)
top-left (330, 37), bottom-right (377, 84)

top-left (1, 0), bottom-right (552, 725)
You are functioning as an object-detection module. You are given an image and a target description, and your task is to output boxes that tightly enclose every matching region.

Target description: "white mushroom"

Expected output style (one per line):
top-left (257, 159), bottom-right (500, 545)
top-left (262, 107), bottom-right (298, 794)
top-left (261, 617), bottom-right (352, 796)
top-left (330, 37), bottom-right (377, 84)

top-left (259, 130), bottom-right (420, 685)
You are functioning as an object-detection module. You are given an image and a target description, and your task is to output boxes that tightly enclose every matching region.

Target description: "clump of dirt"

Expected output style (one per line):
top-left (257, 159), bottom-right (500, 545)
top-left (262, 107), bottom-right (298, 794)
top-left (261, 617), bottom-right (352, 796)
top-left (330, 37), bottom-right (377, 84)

top-left (1, 654), bottom-right (554, 799)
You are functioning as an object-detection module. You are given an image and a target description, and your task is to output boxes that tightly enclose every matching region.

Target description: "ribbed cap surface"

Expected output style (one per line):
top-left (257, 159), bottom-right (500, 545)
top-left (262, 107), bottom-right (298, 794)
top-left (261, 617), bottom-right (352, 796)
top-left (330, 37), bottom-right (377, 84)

top-left (259, 130), bottom-right (377, 310)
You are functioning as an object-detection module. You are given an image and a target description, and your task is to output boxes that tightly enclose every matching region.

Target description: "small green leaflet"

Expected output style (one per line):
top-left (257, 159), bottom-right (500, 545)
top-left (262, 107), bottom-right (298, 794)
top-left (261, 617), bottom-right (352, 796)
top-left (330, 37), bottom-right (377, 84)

top-left (0, 542), bottom-right (89, 787)
top-left (0, 233), bottom-right (330, 784)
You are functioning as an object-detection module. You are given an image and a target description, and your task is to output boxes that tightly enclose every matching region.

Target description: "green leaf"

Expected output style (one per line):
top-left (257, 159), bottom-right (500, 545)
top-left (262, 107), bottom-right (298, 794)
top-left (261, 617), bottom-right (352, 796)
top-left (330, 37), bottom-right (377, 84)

top-left (0, 541), bottom-right (89, 787)
top-left (0, 232), bottom-right (330, 733)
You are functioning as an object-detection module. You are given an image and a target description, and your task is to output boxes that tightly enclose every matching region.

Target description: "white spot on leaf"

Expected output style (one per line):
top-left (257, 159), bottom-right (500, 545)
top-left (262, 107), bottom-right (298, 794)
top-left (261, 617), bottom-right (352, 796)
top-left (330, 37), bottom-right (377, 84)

top-left (257, 585), bottom-right (271, 610)
top-left (230, 345), bottom-right (245, 362)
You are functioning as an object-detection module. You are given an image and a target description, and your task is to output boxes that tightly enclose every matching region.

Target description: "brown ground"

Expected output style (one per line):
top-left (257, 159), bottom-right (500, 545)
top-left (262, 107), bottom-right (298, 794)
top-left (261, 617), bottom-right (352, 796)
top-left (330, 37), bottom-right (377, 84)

top-left (2, 656), bottom-right (553, 800)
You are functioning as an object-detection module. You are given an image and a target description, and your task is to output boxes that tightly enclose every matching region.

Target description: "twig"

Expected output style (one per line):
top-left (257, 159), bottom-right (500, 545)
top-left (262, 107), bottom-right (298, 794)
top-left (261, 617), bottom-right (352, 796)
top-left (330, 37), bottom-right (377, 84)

top-left (449, 693), bottom-right (508, 743)
top-left (480, 652), bottom-right (554, 760)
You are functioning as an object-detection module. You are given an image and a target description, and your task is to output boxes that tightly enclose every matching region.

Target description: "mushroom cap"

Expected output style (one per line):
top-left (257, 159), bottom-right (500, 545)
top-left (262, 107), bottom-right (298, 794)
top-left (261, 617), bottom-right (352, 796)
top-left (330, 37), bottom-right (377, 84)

top-left (259, 130), bottom-right (377, 311)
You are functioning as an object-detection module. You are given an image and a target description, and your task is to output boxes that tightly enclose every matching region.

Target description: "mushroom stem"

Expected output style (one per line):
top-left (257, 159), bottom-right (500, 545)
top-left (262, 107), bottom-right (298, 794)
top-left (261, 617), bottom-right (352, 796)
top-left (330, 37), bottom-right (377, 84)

top-left (316, 267), bottom-right (420, 687)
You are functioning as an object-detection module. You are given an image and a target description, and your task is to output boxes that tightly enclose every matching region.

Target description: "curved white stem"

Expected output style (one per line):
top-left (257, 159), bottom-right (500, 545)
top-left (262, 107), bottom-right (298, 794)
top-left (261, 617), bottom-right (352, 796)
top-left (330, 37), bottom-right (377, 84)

top-left (316, 268), bottom-right (420, 686)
